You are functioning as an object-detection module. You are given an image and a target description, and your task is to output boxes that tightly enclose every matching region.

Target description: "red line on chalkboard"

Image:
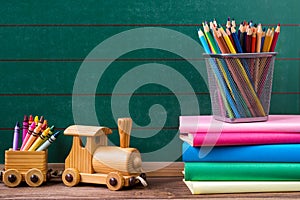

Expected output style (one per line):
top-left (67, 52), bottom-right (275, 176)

top-left (0, 92), bottom-right (210, 97)
top-left (0, 23), bottom-right (298, 27)
top-left (0, 58), bottom-right (205, 62)
top-left (272, 92), bottom-right (300, 95)
top-left (0, 92), bottom-right (299, 97)
top-left (0, 58), bottom-right (298, 62)
top-left (0, 127), bottom-right (178, 131)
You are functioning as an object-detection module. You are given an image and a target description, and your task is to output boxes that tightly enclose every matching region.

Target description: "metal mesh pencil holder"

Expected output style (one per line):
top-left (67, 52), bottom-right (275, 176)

top-left (204, 52), bottom-right (277, 123)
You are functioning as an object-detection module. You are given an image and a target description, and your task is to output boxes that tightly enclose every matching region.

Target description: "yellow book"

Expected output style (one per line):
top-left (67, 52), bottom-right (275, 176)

top-left (183, 180), bottom-right (300, 194)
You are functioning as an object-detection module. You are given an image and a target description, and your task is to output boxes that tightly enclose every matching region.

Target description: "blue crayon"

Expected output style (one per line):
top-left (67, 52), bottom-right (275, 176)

top-left (36, 131), bottom-right (60, 151)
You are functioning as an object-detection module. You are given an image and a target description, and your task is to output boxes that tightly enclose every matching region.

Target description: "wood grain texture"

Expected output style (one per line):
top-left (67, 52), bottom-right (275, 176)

top-left (1, 177), bottom-right (300, 199)
top-left (4, 149), bottom-right (47, 178)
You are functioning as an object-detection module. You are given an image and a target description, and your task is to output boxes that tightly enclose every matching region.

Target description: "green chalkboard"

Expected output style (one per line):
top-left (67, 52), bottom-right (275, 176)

top-left (0, 0), bottom-right (299, 164)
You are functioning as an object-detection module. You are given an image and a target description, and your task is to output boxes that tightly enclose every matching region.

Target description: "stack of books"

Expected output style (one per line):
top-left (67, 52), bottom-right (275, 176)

top-left (179, 115), bottom-right (300, 194)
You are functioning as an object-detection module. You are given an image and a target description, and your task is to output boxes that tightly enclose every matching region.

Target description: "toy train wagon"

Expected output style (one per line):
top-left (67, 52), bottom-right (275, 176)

top-left (62, 118), bottom-right (147, 190)
top-left (3, 149), bottom-right (48, 187)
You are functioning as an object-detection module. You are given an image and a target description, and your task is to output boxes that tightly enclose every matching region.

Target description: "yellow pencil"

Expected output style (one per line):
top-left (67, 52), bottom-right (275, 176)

top-left (262, 28), bottom-right (271, 52)
top-left (267, 27), bottom-right (274, 52)
top-left (219, 26), bottom-right (236, 53)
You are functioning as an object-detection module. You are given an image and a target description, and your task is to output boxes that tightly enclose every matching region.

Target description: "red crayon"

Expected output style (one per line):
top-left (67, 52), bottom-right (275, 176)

top-left (20, 122), bottom-right (36, 150)
top-left (28, 115), bottom-right (34, 126)
top-left (22, 115), bottom-right (29, 141)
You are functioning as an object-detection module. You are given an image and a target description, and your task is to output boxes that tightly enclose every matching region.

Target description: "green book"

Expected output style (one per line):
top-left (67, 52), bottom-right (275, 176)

top-left (184, 162), bottom-right (300, 181)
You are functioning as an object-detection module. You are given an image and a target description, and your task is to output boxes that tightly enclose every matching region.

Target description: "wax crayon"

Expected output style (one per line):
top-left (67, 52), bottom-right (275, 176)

top-left (20, 122), bottom-right (36, 150)
top-left (36, 131), bottom-right (60, 151)
top-left (22, 123), bottom-right (42, 151)
top-left (44, 125), bottom-right (55, 141)
top-left (38, 116), bottom-right (44, 126)
top-left (28, 115), bottom-right (33, 125)
top-left (22, 115), bottom-right (29, 141)
top-left (34, 116), bottom-right (39, 127)
top-left (12, 122), bottom-right (20, 150)
top-left (28, 127), bottom-right (51, 151)
top-left (39, 120), bottom-right (48, 134)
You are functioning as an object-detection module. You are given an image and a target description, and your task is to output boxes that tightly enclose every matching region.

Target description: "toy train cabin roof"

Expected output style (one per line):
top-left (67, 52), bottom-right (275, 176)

top-left (64, 125), bottom-right (112, 137)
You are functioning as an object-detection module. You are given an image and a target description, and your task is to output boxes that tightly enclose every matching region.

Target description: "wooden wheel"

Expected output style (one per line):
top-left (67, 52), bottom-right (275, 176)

top-left (25, 168), bottom-right (44, 187)
top-left (3, 169), bottom-right (22, 187)
top-left (62, 168), bottom-right (80, 187)
top-left (106, 172), bottom-right (124, 191)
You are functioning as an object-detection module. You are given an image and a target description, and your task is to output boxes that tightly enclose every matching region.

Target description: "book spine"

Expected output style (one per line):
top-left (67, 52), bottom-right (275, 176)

top-left (184, 162), bottom-right (300, 181)
top-left (190, 132), bottom-right (300, 146)
top-left (183, 180), bottom-right (300, 194)
top-left (182, 142), bottom-right (300, 162)
top-left (179, 115), bottom-right (300, 133)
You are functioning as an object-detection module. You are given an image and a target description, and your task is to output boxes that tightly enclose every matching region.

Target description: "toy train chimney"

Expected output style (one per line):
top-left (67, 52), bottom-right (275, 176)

top-left (118, 118), bottom-right (132, 148)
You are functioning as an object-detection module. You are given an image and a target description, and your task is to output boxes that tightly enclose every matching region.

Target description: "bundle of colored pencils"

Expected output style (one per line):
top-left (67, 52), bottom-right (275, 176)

top-left (198, 18), bottom-right (280, 54)
top-left (198, 18), bottom-right (280, 122)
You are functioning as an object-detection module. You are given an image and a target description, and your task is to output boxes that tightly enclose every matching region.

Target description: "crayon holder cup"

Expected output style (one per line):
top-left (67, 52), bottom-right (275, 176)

top-left (204, 52), bottom-right (277, 123)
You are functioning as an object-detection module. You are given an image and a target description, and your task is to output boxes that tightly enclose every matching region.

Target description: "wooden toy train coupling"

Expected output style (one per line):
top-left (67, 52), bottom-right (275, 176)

top-left (1, 118), bottom-right (147, 190)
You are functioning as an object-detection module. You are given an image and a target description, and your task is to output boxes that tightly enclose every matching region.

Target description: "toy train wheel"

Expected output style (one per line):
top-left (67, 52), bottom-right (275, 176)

top-left (106, 172), bottom-right (124, 191)
top-left (62, 168), bottom-right (80, 187)
top-left (3, 169), bottom-right (22, 187)
top-left (25, 168), bottom-right (44, 187)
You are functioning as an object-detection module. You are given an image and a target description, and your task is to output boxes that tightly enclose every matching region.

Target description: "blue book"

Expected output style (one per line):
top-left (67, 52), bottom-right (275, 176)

top-left (182, 142), bottom-right (300, 162)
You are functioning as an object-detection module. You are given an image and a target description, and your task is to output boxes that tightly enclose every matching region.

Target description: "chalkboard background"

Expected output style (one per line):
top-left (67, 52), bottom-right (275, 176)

top-left (0, 0), bottom-right (299, 163)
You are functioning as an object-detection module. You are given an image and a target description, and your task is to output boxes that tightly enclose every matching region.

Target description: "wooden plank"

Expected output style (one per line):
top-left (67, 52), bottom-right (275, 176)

top-left (1, 176), bottom-right (300, 199)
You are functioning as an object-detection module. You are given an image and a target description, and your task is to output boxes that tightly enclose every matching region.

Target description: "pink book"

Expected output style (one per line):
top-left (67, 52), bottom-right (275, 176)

top-left (180, 132), bottom-right (300, 147)
top-left (179, 115), bottom-right (300, 133)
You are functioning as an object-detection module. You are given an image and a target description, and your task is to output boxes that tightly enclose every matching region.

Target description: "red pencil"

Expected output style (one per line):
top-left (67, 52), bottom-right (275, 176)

top-left (269, 24), bottom-right (280, 52)
top-left (246, 27), bottom-right (252, 53)
top-left (251, 27), bottom-right (257, 53)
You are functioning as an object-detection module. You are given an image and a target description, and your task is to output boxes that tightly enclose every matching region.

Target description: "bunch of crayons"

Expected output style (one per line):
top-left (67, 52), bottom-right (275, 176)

top-left (198, 18), bottom-right (280, 120)
top-left (12, 115), bottom-right (60, 152)
top-left (198, 18), bottom-right (280, 54)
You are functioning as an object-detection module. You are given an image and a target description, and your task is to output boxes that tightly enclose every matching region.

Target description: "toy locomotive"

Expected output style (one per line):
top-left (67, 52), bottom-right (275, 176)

top-left (62, 118), bottom-right (147, 190)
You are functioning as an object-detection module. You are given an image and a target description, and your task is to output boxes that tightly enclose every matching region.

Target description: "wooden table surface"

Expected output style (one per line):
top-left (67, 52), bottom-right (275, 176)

top-left (1, 177), bottom-right (300, 199)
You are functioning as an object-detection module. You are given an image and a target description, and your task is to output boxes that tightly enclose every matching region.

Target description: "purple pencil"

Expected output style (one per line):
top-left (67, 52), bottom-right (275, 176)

top-left (13, 122), bottom-right (20, 150)
top-left (22, 115), bottom-right (29, 141)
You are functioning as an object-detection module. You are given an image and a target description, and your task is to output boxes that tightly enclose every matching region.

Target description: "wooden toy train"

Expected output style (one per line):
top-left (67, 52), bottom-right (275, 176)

top-left (1, 118), bottom-right (147, 190)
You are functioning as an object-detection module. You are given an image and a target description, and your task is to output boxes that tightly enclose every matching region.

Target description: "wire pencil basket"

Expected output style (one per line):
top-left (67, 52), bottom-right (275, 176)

top-left (204, 52), bottom-right (277, 123)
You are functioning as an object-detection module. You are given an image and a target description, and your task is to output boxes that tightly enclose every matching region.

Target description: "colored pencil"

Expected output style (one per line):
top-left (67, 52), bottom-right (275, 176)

top-left (203, 22), bottom-right (220, 54)
top-left (269, 24), bottom-right (280, 52)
